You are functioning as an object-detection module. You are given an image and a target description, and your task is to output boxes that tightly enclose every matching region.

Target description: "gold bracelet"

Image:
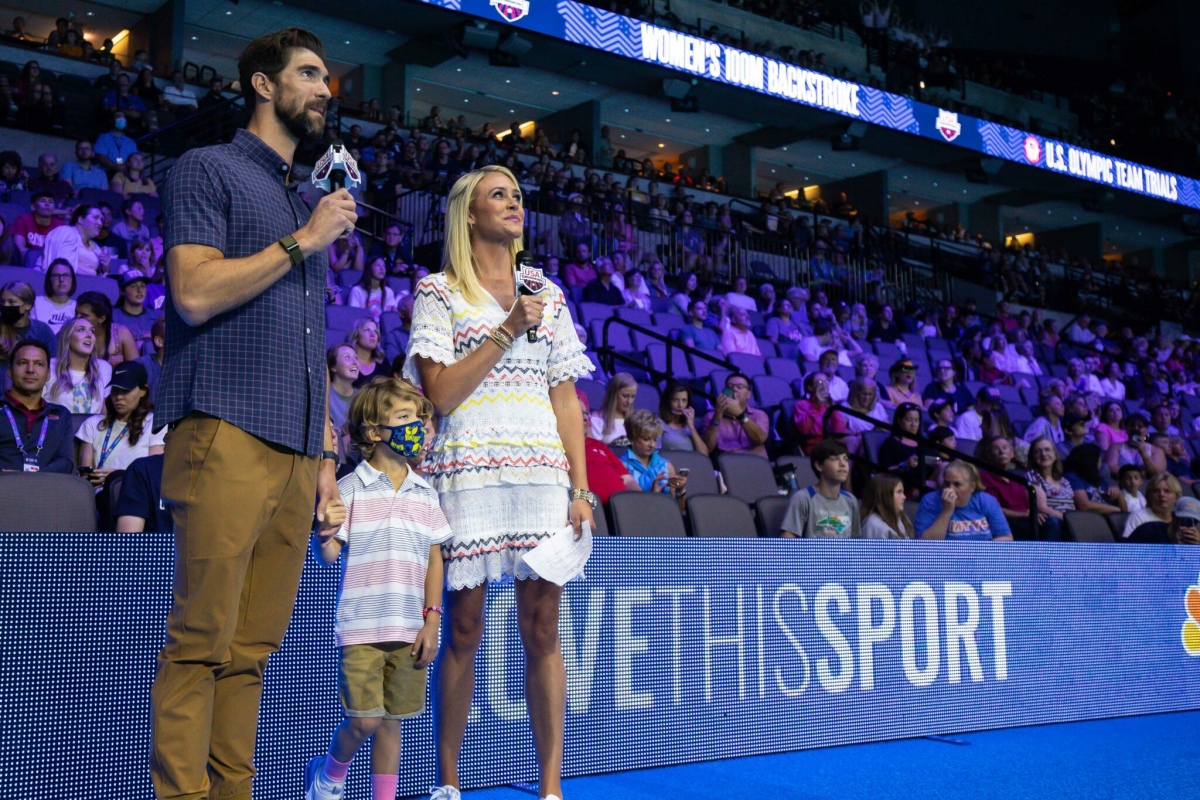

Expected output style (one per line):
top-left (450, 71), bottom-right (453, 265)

top-left (497, 322), bottom-right (516, 340)
top-left (488, 329), bottom-right (513, 350)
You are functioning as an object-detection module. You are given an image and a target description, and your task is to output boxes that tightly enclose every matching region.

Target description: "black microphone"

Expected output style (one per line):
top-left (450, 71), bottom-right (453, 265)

top-left (514, 249), bottom-right (545, 343)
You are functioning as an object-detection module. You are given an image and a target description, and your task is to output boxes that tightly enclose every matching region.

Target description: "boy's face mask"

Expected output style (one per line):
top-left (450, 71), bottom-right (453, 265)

top-left (380, 420), bottom-right (425, 458)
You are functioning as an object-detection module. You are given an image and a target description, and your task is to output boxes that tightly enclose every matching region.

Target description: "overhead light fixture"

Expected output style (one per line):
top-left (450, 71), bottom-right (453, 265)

top-left (112, 29), bottom-right (130, 45)
top-left (658, 143), bottom-right (665, 148)
top-left (552, 90), bottom-right (560, 95)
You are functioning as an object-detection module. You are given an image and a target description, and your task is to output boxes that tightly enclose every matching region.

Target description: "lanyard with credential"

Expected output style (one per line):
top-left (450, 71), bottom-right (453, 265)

top-left (97, 422), bottom-right (129, 469)
top-left (4, 407), bottom-right (48, 455)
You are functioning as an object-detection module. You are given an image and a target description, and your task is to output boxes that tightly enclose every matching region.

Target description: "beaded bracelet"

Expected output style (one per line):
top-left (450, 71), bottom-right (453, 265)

top-left (488, 326), bottom-right (514, 350)
top-left (422, 605), bottom-right (444, 619)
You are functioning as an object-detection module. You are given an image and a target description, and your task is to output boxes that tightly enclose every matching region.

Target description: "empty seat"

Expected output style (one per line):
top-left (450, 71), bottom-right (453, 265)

top-left (590, 503), bottom-right (610, 537)
top-left (718, 452), bottom-right (779, 504)
top-left (1064, 510), bottom-right (1115, 543)
top-left (379, 311), bottom-right (404, 335)
top-left (755, 495), bottom-right (791, 537)
top-left (765, 357), bottom-right (802, 383)
top-left (777, 454), bottom-right (817, 489)
top-left (608, 492), bottom-right (687, 537)
top-left (752, 375), bottom-right (793, 410)
top-left (756, 338), bottom-right (778, 358)
top-left (326, 305), bottom-right (370, 332)
top-left (665, 450), bottom-right (719, 496)
top-left (687, 495), bottom-right (756, 538)
top-left (0, 473), bottom-right (97, 532)
top-left (634, 383), bottom-right (660, 412)
top-left (590, 318), bottom-right (634, 352)
top-left (575, 378), bottom-right (607, 413)
top-left (954, 438), bottom-right (979, 457)
top-left (995, 385), bottom-right (1022, 404)
top-left (576, 301), bottom-right (615, 328)
top-left (727, 353), bottom-right (766, 377)
top-left (337, 269), bottom-right (362, 292)
top-left (874, 342), bottom-right (903, 362)
top-left (614, 307), bottom-right (653, 329)
top-left (861, 431), bottom-right (890, 464)
top-left (76, 275), bottom-right (119, 303)
top-left (646, 342), bottom-right (692, 379)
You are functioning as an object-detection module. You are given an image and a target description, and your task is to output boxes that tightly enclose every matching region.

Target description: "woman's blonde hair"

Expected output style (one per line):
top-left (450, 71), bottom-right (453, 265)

top-left (346, 377), bottom-right (434, 461)
top-left (49, 315), bottom-right (104, 405)
top-left (624, 408), bottom-right (663, 441)
top-left (443, 165), bottom-right (524, 307)
top-left (345, 317), bottom-right (385, 365)
top-left (598, 372), bottom-right (638, 436)
top-left (1145, 473), bottom-right (1182, 504)
top-left (943, 459), bottom-right (981, 492)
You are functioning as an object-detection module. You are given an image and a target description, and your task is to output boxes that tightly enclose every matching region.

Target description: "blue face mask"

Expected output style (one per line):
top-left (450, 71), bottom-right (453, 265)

top-left (380, 420), bottom-right (425, 458)
top-left (114, 117), bottom-right (127, 131)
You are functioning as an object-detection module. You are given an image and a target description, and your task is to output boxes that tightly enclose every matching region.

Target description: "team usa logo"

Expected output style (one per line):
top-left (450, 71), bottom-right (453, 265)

top-left (935, 109), bottom-right (961, 142)
top-left (490, 0), bottom-right (530, 21)
top-left (1023, 135), bottom-right (1043, 165)
top-left (518, 264), bottom-right (547, 293)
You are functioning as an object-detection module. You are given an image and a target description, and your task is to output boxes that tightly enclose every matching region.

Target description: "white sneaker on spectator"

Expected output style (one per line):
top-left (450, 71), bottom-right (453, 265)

top-left (305, 755), bottom-right (345, 800)
top-left (429, 786), bottom-right (462, 800)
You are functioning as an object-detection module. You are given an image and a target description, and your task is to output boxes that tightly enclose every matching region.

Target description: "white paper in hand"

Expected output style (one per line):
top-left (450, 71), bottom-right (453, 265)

top-left (521, 521), bottom-right (592, 586)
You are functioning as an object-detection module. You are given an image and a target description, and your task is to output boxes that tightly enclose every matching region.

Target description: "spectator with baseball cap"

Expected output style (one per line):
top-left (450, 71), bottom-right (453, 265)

top-left (112, 269), bottom-right (155, 343)
top-left (1057, 412), bottom-right (1094, 459)
top-left (1168, 497), bottom-right (1200, 545)
top-left (883, 358), bottom-right (922, 407)
top-left (1, 339), bottom-right (74, 473)
top-left (76, 360), bottom-right (165, 487)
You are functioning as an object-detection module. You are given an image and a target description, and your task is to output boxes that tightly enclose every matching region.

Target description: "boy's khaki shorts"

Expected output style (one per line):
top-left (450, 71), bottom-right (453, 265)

top-left (339, 642), bottom-right (427, 720)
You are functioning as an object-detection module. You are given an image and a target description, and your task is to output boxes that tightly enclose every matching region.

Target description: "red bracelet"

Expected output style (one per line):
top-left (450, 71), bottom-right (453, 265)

top-left (422, 605), bottom-right (444, 619)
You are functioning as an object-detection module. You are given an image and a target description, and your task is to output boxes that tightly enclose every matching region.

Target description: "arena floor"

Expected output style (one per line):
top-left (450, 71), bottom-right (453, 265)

top-left (465, 711), bottom-right (1200, 800)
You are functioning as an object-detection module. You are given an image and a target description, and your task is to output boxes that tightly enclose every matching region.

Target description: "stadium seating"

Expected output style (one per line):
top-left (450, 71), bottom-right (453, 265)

top-left (686, 495), bottom-right (757, 538)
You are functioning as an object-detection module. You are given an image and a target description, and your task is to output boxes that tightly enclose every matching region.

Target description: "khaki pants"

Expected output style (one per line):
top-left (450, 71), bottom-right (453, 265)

top-left (150, 415), bottom-right (318, 800)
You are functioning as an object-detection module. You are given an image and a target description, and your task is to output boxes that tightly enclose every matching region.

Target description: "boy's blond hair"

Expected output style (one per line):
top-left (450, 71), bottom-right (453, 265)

top-left (347, 376), bottom-right (434, 460)
top-left (624, 409), bottom-right (663, 441)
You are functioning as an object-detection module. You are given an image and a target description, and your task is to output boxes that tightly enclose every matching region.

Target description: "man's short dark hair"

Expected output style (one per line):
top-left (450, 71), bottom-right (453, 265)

top-left (238, 27), bottom-right (325, 106)
top-left (121, 197), bottom-right (142, 215)
top-left (811, 438), bottom-right (849, 469)
top-left (726, 372), bottom-right (750, 389)
top-left (30, 189), bottom-right (54, 205)
top-left (8, 338), bottom-right (51, 369)
top-left (1118, 464), bottom-right (1144, 480)
top-left (813, 318), bottom-right (834, 336)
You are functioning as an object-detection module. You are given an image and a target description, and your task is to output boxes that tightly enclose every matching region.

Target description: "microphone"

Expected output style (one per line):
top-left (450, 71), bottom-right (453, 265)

top-left (514, 249), bottom-right (545, 343)
top-left (311, 140), bottom-right (362, 194)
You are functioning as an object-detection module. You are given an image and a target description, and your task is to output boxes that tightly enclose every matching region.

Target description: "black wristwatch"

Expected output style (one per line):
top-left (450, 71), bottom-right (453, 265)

top-left (570, 488), bottom-right (598, 509)
top-left (321, 450), bottom-right (339, 463)
top-left (737, 412), bottom-right (750, 424)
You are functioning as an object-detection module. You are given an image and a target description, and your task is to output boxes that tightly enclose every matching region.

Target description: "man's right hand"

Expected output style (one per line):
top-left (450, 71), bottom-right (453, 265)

top-left (297, 189), bottom-right (358, 254)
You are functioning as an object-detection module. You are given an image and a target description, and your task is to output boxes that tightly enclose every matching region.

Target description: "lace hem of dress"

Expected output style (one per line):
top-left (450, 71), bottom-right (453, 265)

top-left (445, 533), bottom-right (553, 590)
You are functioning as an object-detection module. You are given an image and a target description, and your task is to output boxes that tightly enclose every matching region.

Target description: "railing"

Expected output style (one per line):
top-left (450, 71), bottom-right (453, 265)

top-left (832, 403), bottom-right (1040, 539)
top-left (598, 315), bottom-right (733, 397)
top-left (352, 199), bottom-right (416, 262)
top-left (137, 94), bottom-right (246, 184)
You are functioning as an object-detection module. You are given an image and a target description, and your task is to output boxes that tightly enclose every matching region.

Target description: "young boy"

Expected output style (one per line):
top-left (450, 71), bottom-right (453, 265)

top-left (1118, 463), bottom-right (1146, 514)
top-left (780, 438), bottom-right (861, 538)
top-left (306, 378), bottom-right (453, 800)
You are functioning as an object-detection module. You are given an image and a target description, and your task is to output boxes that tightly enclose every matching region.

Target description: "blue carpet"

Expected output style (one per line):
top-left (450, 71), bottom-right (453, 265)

top-left (462, 711), bottom-right (1200, 800)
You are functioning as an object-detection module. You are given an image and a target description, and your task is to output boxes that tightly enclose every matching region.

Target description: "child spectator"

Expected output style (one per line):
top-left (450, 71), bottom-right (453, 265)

top-left (619, 410), bottom-right (688, 502)
top-left (781, 439), bottom-right (861, 538)
top-left (12, 191), bottom-right (64, 263)
top-left (1118, 464), bottom-right (1146, 513)
top-left (306, 378), bottom-right (452, 800)
top-left (327, 344), bottom-right (360, 463)
top-left (859, 474), bottom-right (915, 539)
top-left (348, 257), bottom-right (398, 320)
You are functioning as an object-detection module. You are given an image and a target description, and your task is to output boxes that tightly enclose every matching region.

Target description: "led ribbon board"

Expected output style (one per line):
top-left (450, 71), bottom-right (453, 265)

top-left (420, 0), bottom-right (1199, 209)
top-left (3, 535), bottom-right (1200, 798)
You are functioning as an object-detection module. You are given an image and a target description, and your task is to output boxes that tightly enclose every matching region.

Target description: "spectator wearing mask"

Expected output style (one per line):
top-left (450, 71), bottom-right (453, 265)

top-left (1, 281), bottom-right (56, 359)
top-left (914, 460), bottom-right (1013, 541)
top-left (576, 388), bottom-right (640, 503)
top-left (12, 191), bottom-right (64, 263)
top-left (922, 358), bottom-right (974, 414)
top-left (134, 317), bottom-right (165, 405)
top-left (112, 270), bottom-right (156, 344)
top-left (346, 318), bottom-right (392, 388)
top-left (111, 198), bottom-right (156, 241)
top-left (348, 257), bottom-right (398, 320)
top-left (32, 260), bottom-right (77, 334)
top-left (77, 291), bottom-right (139, 366)
top-left (658, 382), bottom-right (708, 454)
top-left (679, 299), bottom-right (721, 352)
top-left (1, 340), bottom-right (74, 473)
top-left (591, 372), bottom-right (638, 446)
top-left (952, 386), bottom-right (1000, 441)
top-left (77, 360), bottom-right (165, 488)
top-left (582, 255), bottom-right (623, 305)
top-left (162, 70), bottom-right (199, 113)
top-left (1061, 443), bottom-right (1124, 514)
top-left (60, 140), bottom-right (109, 194)
top-left (326, 344), bottom-right (360, 463)
top-left (115, 454), bottom-right (172, 532)
top-left (110, 153), bottom-right (157, 198)
top-left (102, 73), bottom-right (147, 123)
top-left (781, 439), bottom-right (860, 538)
top-left (859, 474), bottom-right (915, 539)
top-left (94, 111), bottom-right (140, 171)
top-left (619, 410), bottom-right (688, 502)
top-left (42, 204), bottom-right (110, 277)
top-left (702, 372), bottom-right (769, 458)
top-left (43, 316), bottom-right (112, 414)
top-left (719, 305), bottom-right (762, 356)
top-left (28, 153), bottom-right (73, 204)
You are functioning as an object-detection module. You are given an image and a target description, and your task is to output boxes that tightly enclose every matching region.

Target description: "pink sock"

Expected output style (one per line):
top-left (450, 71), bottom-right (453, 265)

top-left (371, 773), bottom-right (399, 800)
top-left (322, 754), bottom-right (353, 783)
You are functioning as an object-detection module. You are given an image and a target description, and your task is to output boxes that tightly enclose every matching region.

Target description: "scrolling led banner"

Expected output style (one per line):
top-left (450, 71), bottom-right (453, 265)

top-left (419, 0), bottom-right (1199, 210)
top-left (2, 535), bottom-right (1200, 798)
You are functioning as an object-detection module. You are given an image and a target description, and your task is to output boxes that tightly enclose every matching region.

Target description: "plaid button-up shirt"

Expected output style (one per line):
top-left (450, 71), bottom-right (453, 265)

top-left (158, 129), bottom-right (328, 456)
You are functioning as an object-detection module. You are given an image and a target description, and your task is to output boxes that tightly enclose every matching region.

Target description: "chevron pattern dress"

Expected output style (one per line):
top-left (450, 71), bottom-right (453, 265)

top-left (403, 272), bottom-right (593, 589)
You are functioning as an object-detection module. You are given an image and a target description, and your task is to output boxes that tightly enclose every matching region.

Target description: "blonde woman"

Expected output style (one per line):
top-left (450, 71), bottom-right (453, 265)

top-left (405, 165), bottom-right (593, 800)
top-left (345, 316), bottom-right (391, 387)
top-left (43, 315), bottom-right (112, 413)
top-left (591, 371), bottom-right (638, 445)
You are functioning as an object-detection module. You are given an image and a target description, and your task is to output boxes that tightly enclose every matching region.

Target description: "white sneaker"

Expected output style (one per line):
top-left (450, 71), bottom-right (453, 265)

top-left (543, 795), bottom-right (563, 800)
top-left (429, 786), bottom-right (462, 800)
top-left (305, 756), bottom-right (345, 800)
